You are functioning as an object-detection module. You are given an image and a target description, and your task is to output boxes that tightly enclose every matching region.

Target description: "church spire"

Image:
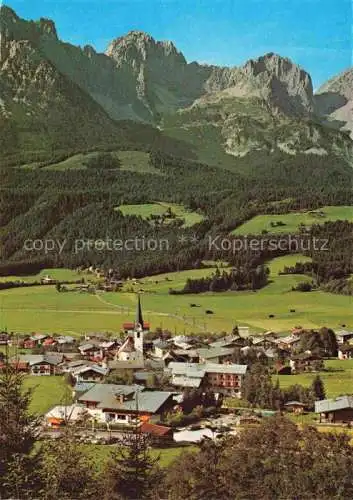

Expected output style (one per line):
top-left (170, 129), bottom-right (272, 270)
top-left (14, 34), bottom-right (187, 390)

top-left (135, 293), bottom-right (144, 329)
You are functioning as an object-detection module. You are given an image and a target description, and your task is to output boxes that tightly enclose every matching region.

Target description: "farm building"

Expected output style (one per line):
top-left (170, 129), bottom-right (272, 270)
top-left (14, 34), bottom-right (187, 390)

top-left (315, 396), bottom-right (353, 423)
top-left (289, 353), bottom-right (324, 373)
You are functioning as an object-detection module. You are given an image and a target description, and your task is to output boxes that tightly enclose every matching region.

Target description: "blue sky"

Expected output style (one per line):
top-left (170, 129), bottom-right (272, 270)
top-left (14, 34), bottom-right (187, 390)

top-left (3, 0), bottom-right (352, 88)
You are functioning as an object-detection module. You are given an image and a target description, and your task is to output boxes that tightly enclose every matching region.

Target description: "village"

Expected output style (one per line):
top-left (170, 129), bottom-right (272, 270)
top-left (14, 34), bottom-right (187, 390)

top-left (0, 294), bottom-right (352, 448)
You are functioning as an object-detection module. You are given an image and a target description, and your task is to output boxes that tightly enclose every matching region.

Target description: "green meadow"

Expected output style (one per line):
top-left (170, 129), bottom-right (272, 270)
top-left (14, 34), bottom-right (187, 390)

top-left (117, 201), bottom-right (204, 228)
top-left (0, 255), bottom-right (352, 334)
top-left (232, 206), bottom-right (353, 235)
top-left (274, 359), bottom-right (353, 398)
top-left (29, 150), bottom-right (161, 175)
top-left (0, 268), bottom-right (88, 284)
top-left (24, 376), bottom-right (72, 415)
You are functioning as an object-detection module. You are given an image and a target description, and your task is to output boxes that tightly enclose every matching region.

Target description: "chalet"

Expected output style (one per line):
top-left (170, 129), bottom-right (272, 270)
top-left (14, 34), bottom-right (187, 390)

top-left (78, 384), bottom-right (175, 425)
top-left (197, 347), bottom-right (234, 364)
top-left (336, 330), bottom-right (353, 344)
top-left (289, 353), bottom-right (324, 373)
top-left (338, 344), bottom-right (353, 360)
top-left (12, 354), bottom-right (64, 375)
top-left (78, 343), bottom-right (99, 357)
top-left (168, 362), bottom-right (247, 396)
top-left (275, 335), bottom-right (301, 351)
top-left (209, 334), bottom-right (245, 350)
top-left (315, 396), bottom-right (353, 423)
top-left (56, 335), bottom-right (75, 345)
top-left (43, 337), bottom-right (57, 348)
top-left (71, 364), bottom-right (109, 382)
top-left (284, 401), bottom-right (306, 414)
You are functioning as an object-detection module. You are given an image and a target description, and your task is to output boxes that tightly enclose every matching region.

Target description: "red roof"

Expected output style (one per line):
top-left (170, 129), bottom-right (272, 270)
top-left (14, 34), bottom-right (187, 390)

top-left (140, 422), bottom-right (172, 437)
top-left (43, 338), bottom-right (56, 345)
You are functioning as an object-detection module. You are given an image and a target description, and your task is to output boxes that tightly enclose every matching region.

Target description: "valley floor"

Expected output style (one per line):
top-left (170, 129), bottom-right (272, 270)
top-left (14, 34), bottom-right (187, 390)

top-left (0, 256), bottom-right (352, 334)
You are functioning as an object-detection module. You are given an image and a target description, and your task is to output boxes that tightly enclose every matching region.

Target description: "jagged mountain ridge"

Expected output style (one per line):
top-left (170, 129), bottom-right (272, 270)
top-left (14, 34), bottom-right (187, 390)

top-left (0, 4), bottom-right (352, 165)
top-left (315, 68), bottom-right (353, 139)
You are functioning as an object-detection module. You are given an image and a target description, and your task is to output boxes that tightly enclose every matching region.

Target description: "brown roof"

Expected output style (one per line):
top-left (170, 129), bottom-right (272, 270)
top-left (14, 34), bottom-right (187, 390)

top-left (140, 422), bottom-right (172, 436)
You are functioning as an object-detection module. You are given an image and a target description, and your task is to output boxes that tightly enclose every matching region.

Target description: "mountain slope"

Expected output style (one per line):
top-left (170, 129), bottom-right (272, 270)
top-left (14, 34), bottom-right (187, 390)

top-left (0, 5), bottom-right (352, 167)
top-left (315, 68), bottom-right (353, 139)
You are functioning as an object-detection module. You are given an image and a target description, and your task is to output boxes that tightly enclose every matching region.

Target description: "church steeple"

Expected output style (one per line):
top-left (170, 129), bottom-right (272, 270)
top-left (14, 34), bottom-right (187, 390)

top-left (135, 293), bottom-right (144, 330)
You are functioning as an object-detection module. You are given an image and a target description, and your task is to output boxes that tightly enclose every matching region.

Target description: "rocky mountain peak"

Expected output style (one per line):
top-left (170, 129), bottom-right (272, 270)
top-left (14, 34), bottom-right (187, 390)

top-left (106, 30), bottom-right (186, 65)
top-left (38, 18), bottom-right (58, 39)
top-left (241, 52), bottom-right (314, 115)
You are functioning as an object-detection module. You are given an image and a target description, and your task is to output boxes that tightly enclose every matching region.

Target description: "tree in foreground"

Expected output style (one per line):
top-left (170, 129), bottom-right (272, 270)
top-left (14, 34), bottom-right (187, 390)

top-left (104, 422), bottom-right (162, 500)
top-left (164, 415), bottom-right (353, 500)
top-left (0, 362), bottom-right (41, 498)
top-left (39, 425), bottom-right (99, 500)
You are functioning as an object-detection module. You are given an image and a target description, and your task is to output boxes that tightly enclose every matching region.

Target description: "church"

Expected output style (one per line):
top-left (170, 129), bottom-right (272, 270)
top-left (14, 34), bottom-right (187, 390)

top-left (117, 294), bottom-right (149, 363)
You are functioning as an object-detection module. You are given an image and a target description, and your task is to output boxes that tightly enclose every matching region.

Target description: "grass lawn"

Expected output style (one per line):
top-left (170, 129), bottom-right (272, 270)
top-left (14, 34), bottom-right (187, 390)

top-left (232, 206), bottom-right (353, 235)
top-left (24, 376), bottom-right (72, 415)
top-left (274, 359), bottom-right (353, 398)
top-left (117, 201), bottom-right (204, 228)
top-left (0, 256), bottom-right (352, 334)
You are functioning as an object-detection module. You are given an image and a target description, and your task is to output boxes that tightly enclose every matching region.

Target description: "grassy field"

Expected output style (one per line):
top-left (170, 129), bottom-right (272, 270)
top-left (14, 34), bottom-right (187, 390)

top-left (0, 256), bottom-right (352, 334)
top-left (274, 359), bottom-right (353, 398)
top-left (24, 376), bottom-right (72, 415)
top-left (0, 268), bottom-right (90, 284)
top-left (232, 206), bottom-right (353, 235)
top-left (117, 202), bottom-right (204, 228)
top-left (38, 151), bottom-right (162, 175)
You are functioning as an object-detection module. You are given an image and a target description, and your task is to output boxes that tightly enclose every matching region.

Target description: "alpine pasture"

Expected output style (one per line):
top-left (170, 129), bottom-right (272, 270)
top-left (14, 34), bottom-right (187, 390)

top-left (1, 256), bottom-right (353, 335)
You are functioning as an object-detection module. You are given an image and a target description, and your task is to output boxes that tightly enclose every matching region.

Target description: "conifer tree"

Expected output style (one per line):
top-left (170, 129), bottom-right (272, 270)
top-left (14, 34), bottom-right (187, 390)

top-left (311, 375), bottom-right (326, 401)
top-left (0, 360), bottom-right (41, 498)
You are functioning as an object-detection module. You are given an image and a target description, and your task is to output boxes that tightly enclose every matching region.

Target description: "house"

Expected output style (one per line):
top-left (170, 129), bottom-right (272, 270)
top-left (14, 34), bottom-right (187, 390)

top-left (168, 362), bottom-right (248, 396)
top-left (78, 343), bottom-right (99, 357)
top-left (71, 364), bottom-right (109, 382)
top-left (140, 422), bottom-right (174, 444)
top-left (0, 332), bottom-right (9, 345)
top-left (197, 347), bottom-right (234, 364)
top-left (45, 404), bottom-right (89, 427)
top-left (153, 340), bottom-right (170, 359)
top-left (336, 330), bottom-right (353, 344)
top-left (78, 384), bottom-right (175, 425)
top-left (41, 275), bottom-right (56, 284)
top-left (43, 337), bottom-right (57, 348)
top-left (275, 335), bottom-right (301, 351)
top-left (209, 334), bottom-right (245, 350)
top-left (72, 382), bottom-right (96, 400)
top-left (315, 396), bottom-right (353, 423)
top-left (56, 335), bottom-right (75, 346)
top-left (338, 344), bottom-right (353, 360)
top-left (284, 401), bottom-right (306, 414)
top-left (168, 349), bottom-right (199, 364)
top-left (289, 353), bottom-right (324, 373)
top-left (12, 354), bottom-right (64, 375)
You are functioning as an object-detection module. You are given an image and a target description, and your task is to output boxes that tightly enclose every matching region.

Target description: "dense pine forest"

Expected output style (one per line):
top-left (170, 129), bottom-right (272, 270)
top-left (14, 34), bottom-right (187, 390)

top-left (1, 149), bottom-right (353, 293)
